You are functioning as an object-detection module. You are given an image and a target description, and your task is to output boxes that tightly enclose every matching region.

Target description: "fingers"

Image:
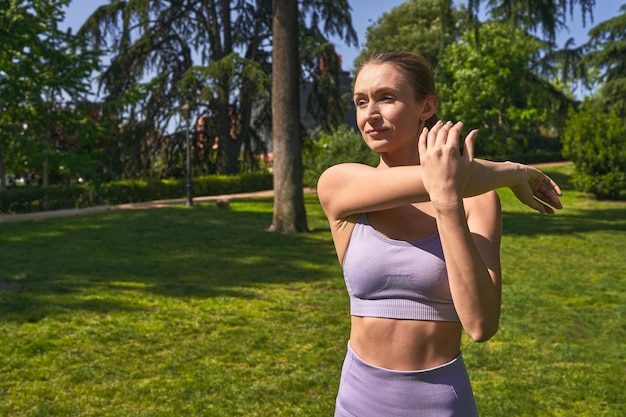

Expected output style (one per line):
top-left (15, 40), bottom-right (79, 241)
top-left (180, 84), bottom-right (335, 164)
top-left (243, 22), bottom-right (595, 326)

top-left (546, 176), bottom-right (563, 197)
top-left (463, 129), bottom-right (478, 163)
top-left (426, 120), bottom-right (443, 149)
top-left (421, 122), bottom-right (478, 169)
top-left (534, 175), bottom-right (563, 211)
top-left (435, 121), bottom-right (453, 145)
top-left (515, 166), bottom-right (564, 214)
top-left (523, 195), bottom-right (551, 215)
top-left (445, 121), bottom-right (463, 149)
top-left (513, 183), bottom-right (562, 215)
top-left (435, 121), bottom-right (463, 148)
top-left (535, 193), bottom-right (562, 212)
top-left (418, 127), bottom-right (428, 156)
top-left (423, 121), bottom-right (464, 149)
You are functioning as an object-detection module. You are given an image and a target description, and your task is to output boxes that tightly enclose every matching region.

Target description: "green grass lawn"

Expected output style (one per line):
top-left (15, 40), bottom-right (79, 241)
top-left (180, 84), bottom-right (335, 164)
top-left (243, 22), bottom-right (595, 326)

top-left (0, 165), bottom-right (624, 416)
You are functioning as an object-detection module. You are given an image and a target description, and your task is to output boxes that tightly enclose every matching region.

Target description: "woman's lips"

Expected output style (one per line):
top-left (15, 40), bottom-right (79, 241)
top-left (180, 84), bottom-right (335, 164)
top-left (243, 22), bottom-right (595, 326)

top-left (366, 128), bottom-right (387, 138)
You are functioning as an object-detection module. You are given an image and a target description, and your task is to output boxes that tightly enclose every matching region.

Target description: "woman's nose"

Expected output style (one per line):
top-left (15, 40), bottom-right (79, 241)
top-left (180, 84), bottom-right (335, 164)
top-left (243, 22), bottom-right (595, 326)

top-left (364, 102), bottom-right (381, 122)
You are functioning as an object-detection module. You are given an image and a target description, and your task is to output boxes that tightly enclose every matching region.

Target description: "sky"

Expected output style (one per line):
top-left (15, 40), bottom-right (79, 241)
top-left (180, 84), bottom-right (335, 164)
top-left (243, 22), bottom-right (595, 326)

top-left (61, 1), bottom-right (623, 72)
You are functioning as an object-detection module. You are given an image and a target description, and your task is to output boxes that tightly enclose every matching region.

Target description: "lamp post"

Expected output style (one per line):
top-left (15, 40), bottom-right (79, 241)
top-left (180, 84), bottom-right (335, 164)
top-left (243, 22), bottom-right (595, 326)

top-left (182, 102), bottom-right (193, 207)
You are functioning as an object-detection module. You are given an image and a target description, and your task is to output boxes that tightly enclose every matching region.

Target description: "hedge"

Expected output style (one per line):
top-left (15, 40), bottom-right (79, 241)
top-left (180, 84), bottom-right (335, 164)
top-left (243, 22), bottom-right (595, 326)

top-left (0, 173), bottom-right (273, 215)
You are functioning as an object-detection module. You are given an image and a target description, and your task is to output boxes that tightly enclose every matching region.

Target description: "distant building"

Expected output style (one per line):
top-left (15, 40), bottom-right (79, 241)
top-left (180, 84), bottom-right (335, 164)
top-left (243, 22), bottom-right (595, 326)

top-left (299, 57), bottom-right (357, 136)
top-left (338, 68), bottom-right (357, 131)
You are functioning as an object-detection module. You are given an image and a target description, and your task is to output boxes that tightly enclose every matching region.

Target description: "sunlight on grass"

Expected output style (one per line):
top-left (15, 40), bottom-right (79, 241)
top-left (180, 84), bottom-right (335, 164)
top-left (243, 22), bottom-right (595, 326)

top-left (108, 281), bottom-right (151, 289)
top-left (0, 166), bottom-right (623, 416)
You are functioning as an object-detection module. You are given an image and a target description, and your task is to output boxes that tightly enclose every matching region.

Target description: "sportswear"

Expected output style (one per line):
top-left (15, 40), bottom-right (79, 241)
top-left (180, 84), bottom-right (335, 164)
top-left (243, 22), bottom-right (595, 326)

top-left (342, 213), bottom-right (460, 322)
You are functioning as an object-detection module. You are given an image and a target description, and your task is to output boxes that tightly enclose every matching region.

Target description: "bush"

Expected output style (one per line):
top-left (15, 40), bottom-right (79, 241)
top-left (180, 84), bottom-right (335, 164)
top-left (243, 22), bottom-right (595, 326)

top-left (0, 186), bottom-right (93, 214)
top-left (0, 173), bottom-right (273, 214)
top-left (562, 101), bottom-right (626, 200)
top-left (303, 125), bottom-right (378, 188)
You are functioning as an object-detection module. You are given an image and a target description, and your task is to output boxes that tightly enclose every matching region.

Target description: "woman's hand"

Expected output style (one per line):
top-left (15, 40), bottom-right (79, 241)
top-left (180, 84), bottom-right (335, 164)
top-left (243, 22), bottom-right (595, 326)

top-left (509, 164), bottom-right (563, 214)
top-left (418, 121), bottom-right (562, 214)
top-left (418, 121), bottom-right (478, 206)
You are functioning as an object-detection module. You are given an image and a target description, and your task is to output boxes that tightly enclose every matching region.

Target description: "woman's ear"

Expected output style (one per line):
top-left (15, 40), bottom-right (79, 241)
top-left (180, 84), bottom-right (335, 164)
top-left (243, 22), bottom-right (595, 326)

top-left (421, 95), bottom-right (438, 121)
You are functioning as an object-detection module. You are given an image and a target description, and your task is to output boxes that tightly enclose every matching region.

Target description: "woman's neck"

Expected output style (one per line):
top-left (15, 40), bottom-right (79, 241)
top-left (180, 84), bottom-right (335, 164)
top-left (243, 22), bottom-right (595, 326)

top-left (378, 151), bottom-right (420, 168)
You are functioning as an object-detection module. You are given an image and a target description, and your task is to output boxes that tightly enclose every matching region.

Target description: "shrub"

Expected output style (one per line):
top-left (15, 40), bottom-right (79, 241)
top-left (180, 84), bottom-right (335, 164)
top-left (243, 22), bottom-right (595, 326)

top-left (303, 125), bottom-right (378, 188)
top-left (0, 173), bottom-right (273, 214)
top-left (562, 101), bottom-right (626, 200)
top-left (0, 186), bottom-right (92, 214)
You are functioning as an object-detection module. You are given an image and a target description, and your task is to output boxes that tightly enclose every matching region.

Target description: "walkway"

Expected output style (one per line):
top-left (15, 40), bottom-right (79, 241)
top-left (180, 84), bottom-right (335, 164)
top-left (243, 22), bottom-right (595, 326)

top-left (0, 189), bottom-right (317, 224)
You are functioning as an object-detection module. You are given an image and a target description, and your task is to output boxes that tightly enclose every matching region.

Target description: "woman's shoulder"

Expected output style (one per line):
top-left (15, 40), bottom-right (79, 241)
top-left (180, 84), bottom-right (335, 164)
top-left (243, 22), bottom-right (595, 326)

top-left (317, 163), bottom-right (376, 217)
top-left (318, 163), bottom-right (374, 188)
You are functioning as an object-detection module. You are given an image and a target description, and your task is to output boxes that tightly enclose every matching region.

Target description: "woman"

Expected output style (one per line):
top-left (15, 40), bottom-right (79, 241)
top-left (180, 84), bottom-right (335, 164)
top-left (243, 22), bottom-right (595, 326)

top-left (317, 50), bottom-right (562, 416)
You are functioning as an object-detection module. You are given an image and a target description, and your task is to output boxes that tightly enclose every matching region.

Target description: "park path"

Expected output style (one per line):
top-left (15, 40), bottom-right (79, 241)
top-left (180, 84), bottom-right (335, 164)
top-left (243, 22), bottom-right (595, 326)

top-left (0, 188), bottom-right (318, 224)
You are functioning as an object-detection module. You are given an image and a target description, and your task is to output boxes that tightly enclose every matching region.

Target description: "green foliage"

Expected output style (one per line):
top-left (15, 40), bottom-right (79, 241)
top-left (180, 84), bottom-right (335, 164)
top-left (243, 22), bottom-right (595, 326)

top-left (97, 173), bottom-right (273, 206)
top-left (358, 1), bottom-right (599, 164)
top-left (584, 5), bottom-right (626, 119)
top-left (356, 0), bottom-right (457, 69)
top-left (303, 125), bottom-right (377, 187)
top-left (562, 101), bottom-right (626, 200)
top-left (299, 0), bottom-right (357, 131)
top-left (0, 173), bottom-right (273, 214)
top-left (437, 22), bottom-right (556, 159)
top-left (0, 0), bottom-right (101, 188)
top-left (0, 185), bottom-right (89, 214)
top-left (304, 42), bottom-right (348, 132)
top-left (81, 0), bottom-right (357, 177)
top-left (483, 0), bottom-right (596, 44)
top-left (188, 53), bottom-right (270, 104)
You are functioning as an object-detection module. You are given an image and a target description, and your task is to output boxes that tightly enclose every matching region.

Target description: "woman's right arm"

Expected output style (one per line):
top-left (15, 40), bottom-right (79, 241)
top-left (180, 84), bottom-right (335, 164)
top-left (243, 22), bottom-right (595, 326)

top-left (317, 159), bottom-right (562, 222)
top-left (467, 159), bottom-right (562, 214)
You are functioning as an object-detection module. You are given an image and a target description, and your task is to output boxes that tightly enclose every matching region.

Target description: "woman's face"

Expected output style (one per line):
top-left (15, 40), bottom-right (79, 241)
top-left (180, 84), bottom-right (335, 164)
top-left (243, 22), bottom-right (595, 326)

top-left (353, 63), bottom-right (426, 154)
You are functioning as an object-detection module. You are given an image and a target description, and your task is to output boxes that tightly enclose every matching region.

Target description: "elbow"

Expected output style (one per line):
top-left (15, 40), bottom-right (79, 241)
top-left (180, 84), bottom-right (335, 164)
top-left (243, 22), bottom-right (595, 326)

top-left (467, 320), bottom-right (499, 343)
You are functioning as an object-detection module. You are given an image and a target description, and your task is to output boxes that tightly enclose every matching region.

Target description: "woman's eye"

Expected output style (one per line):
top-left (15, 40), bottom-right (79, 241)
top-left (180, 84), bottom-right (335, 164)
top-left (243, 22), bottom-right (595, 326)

top-left (355, 100), bottom-right (367, 108)
top-left (382, 95), bottom-right (394, 102)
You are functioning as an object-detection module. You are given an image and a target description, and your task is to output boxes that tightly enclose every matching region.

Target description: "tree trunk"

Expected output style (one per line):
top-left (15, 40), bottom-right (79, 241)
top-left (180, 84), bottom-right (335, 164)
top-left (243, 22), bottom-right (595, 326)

top-left (268, 0), bottom-right (308, 233)
top-left (216, 99), bottom-right (241, 175)
top-left (0, 146), bottom-right (6, 191)
top-left (219, 138), bottom-right (241, 174)
top-left (43, 155), bottom-right (49, 187)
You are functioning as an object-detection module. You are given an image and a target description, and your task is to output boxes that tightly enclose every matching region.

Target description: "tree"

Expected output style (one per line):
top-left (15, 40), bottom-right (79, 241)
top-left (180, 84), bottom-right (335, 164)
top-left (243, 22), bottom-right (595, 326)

top-left (269, 0), bottom-right (308, 233)
top-left (79, 0), bottom-right (271, 176)
top-left (303, 124), bottom-right (377, 188)
top-left (437, 22), bottom-right (557, 159)
top-left (562, 100), bottom-right (626, 200)
top-left (0, 0), bottom-right (99, 190)
top-left (81, 0), bottom-right (356, 179)
top-left (357, 0), bottom-right (457, 68)
top-left (583, 4), bottom-right (626, 119)
top-left (572, 6), bottom-right (626, 200)
top-left (304, 42), bottom-right (348, 133)
top-left (460, 1), bottom-right (597, 101)
top-left (359, 0), bottom-right (608, 161)
top-left (469, 0), bottom-right (596, 44)
top-left (300, 0), bottom-right (357, 133)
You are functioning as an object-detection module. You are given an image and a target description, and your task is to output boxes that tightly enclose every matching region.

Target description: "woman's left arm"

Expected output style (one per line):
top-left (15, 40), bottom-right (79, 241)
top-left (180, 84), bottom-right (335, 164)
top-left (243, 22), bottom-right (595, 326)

top-left (418, 122), bottom-right (503, 342)
top-left (434, 191), bottom-right (503, 342)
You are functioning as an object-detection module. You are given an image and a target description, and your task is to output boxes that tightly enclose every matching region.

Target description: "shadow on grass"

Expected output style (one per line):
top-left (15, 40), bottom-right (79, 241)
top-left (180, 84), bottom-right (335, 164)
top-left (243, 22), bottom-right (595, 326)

top-left (0, 198), bottom-right (339, 323)
top-left (502, 166), bottom-right (626, 236)
top-left (503, 204), bottom-right (626, 236)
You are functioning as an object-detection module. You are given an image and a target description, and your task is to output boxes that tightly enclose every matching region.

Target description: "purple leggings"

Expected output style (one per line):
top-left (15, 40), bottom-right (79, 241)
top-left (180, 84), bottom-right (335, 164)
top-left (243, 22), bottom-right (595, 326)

top-left (334, 342), bottom-right (479, 417)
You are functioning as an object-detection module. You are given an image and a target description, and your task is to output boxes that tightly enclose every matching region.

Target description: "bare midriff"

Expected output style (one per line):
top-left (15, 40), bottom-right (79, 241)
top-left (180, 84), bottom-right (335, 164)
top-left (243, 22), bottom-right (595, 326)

top-left (350, 316), bottom-right (463, 371)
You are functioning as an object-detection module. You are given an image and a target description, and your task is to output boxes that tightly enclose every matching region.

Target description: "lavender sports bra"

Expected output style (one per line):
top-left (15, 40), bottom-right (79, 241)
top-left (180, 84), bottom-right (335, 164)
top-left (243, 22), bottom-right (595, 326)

top-left (342, 214), bottom-right (460, 322)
